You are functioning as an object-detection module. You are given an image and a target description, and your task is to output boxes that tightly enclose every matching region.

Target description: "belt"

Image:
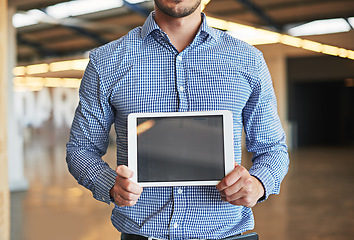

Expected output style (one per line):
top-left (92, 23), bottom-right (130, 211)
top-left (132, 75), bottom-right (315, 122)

top-left (121, 233), bottom-right (250, 240)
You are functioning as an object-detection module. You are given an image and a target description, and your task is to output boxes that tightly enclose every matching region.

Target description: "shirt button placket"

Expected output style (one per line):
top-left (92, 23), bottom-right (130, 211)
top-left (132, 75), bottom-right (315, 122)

top-left (169, 187), bottom-right (186, 239)
top-left (175, 54), bottom-right (188, 112)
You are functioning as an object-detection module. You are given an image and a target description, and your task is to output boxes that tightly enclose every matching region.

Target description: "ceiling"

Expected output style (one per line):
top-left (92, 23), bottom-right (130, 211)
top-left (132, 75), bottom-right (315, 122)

top-left (8, 0), bottom-right (354, 64)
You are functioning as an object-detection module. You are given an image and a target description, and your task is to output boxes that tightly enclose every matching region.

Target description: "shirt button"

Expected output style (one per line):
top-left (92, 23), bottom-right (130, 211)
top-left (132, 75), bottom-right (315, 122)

top-left (174, 223), bottom-right (178, 229)
top-left (177, 188), bottom-right (183, 194)
top-left (179, 86), bottom-right (184, 92)
top-left (176, 55), bottom-right (182, 61)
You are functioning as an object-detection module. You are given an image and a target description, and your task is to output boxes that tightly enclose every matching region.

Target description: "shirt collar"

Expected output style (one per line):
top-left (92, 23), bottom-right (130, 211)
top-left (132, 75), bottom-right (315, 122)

top-left (199, 13), bottom-right (219, 40)
top-left (141, 12), bottom-right (219, 41)
top-left (140, 12), bottom-right (160, 39)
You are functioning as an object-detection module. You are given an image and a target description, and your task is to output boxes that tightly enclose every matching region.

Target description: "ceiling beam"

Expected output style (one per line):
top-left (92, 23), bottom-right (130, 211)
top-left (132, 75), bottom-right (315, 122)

top-left (122, 0), bottom-right (150, 17)
top-left (236, 0), bottom-right (282, 32)
top-left (65, 25), bottom-right (109, 45)
top-left (36, 8), bottom-right (109, 45)
top-left (17, 33), bottom-right (60, 57)
top-left (8, 0), bottom-right (69, 11)
top-left (262, 0), bottom-right (353, 10)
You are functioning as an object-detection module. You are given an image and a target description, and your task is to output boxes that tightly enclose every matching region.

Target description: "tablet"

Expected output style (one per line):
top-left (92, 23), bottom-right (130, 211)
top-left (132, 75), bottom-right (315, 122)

top-left (128, 111), bottom-right (234, 187)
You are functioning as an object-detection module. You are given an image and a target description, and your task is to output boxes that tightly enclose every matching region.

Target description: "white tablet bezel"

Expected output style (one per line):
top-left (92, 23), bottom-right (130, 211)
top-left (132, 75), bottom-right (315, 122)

top-left (127, 110), bottom-right (234, 187)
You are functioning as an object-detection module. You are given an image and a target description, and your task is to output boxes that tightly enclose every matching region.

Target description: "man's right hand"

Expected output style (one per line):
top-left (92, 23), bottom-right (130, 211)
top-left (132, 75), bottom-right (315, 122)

top-left (110, 165), bottom-right (143, 207)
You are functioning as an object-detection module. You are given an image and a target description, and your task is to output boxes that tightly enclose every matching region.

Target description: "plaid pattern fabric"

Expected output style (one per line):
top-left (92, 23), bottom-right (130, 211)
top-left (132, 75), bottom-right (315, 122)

top-left (66, 12), bottom-right (289, 240)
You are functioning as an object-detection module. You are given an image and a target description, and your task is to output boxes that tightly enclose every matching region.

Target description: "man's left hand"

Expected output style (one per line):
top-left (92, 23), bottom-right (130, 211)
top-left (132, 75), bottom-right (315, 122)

top-left (216, 163), bottom-right (265, 208)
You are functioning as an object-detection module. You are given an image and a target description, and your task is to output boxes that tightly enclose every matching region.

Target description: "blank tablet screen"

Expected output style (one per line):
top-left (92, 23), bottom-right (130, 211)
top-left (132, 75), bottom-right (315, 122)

top-left (136, 115), bottom-right (225, 182)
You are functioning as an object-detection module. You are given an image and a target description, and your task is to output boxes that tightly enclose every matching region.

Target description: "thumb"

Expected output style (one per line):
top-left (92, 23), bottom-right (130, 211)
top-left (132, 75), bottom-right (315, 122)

top-left (116, 165), bottom-right (134, 179)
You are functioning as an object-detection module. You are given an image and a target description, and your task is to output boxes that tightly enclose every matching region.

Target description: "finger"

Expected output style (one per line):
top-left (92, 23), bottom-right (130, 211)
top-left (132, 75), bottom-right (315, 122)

top-left (229, 196), bottom-right (256, 208)
top-left (113, 192), bottom-right (138, 207)
top-left (115, 187), bottom-right (141, 202)
top-left (116, 179), bottom-right (142, 197)
top-left (220, 183), bottom-right (251, 202)
top-left (216, 165), bottom-right (244, 191)
top-left (116, 165), bottom-right (134, 179)
top-left (221, 177), bottom-right (260, 207)
top-left (219, 179), bottom-right (243, 198)
top-left (111, 180), bottom-right (142, 207)
top-left (220, 190), bottom-right (241, 202)
top-left (117, 176), bottom-right (143, 195)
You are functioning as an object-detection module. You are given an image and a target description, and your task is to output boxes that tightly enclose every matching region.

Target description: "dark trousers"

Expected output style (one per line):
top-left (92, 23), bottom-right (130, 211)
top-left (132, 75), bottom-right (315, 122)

top-left (121, 232), bottom-right (258, 240)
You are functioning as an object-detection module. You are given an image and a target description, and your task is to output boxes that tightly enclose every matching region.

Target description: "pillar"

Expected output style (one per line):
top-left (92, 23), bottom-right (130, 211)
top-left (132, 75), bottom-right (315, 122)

top-left (254, 43), bottom-right (289, 240)
top-left (7, 6), bottom-right (28, 192)
top-left (257, 43), bottom-right (292, 149)
top-left (0, 0), bottom-right (10, 239)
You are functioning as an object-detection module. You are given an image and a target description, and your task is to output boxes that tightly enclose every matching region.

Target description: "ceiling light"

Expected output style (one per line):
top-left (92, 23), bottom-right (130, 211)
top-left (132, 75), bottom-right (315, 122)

top-left (228, 28), bottom-right (281, 45)
top-left (206, 17), bottom-right (232, 31)
top-left (288, 18), bottom-right (351, 36)
top-left (46, 0), bottom-right (124, 19)
top-left (338, 48), bottom-right (349, 58)
top-left (44, 78), bottom-right (63, 88)
top-left (203, 17), bottom-right (354, 60)
top-left (279, 35), bottom-right (303, 48)
top-left (13, 77), bottom-right (26, 86)
top-left (347, 17), bottom-right (354, 28)
top-left (13, 66), bottom-right (26, 76)
top-left (71, 59), bottom-right (89, 70)
top-left (49, 61), bottom-right (72, 72)
top-left (12, 10), bottom-right (42, 28)
top-left (62, 78), bottom-right (82, 88)
top-left (348, 51), bottom-right (354, 60)
top-left (301, 40), bottom-right (323, 52)
top-left (125, 0), bottom-right (147, 3)
top-left (49, 59), bottom-right (89, 72)
top-left (207, 17), bottom-right (281, 45)
top-left (26, 64), bottom-right (49, 75)
top-left (25, 77), bottom-right (46, 87)
top-left (13, 0), bottom-right (149, 27)
top-left (322, 45), bottom-right (339, 56)
top-left (13, 77), bottom-right (82, 90)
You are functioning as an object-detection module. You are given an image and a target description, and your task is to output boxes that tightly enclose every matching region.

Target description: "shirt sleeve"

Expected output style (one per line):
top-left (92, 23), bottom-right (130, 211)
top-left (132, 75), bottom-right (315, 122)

top-left (66, 54), bottom-right (117, 204)
top-left (243, 52), bottom-right (289, 201)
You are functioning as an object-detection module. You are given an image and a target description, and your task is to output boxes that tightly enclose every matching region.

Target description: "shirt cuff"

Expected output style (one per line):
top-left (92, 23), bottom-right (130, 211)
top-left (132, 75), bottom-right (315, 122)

top-left (93, 166), bottom-right (118, 204)
top-left (249, 167), bottom-right (275, 202)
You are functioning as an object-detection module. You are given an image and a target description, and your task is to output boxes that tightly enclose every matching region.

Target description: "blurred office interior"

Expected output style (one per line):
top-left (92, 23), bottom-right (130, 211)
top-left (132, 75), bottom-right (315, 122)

top-left (0, 0), bottom-right (354, 240)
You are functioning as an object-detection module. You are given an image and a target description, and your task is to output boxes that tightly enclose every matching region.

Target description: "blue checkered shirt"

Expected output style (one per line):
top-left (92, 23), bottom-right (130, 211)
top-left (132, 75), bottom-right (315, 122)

top-left (66, 12), bottom-right (289, 240)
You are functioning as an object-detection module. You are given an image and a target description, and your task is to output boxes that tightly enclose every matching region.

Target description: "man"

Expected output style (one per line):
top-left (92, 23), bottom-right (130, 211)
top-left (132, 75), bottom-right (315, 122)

top-left (66, 0), bottom-right (289, 239)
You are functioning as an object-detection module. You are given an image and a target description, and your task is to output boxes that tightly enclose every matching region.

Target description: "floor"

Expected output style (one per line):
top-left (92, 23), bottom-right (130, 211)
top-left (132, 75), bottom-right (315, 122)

top-left (10, 126), bottom-right (354, 240)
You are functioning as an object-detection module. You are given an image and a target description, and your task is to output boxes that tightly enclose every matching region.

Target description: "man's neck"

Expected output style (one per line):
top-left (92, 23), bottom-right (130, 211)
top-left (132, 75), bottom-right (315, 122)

top-left (154, 7), bottom-right (202, 52)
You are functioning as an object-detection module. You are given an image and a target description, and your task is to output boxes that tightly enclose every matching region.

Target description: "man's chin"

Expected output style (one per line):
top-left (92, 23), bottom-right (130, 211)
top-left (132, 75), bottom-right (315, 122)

top-left (154, 0), bottom-right (201, 18)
